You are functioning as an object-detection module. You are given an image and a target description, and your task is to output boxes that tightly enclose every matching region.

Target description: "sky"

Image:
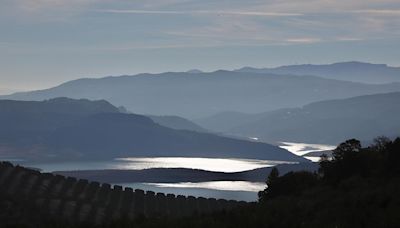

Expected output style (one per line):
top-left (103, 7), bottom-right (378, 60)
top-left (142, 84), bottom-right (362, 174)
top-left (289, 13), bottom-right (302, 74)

top-left (0, 0), bottom-right (400, 92)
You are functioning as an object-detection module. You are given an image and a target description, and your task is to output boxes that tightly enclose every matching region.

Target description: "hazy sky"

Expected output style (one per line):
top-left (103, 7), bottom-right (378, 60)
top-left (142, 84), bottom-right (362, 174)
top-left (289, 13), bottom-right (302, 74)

top-left (1, 0), bottom-right (400, 92)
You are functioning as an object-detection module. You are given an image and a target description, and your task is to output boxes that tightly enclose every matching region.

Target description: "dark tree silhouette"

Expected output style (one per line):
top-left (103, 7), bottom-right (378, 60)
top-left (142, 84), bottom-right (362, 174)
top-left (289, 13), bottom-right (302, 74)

top-left (332, 138), bottom-right (361, 161)
top-left (258, 167), bottom-right (279, 201)
top-left (370, 136), bottom-right (391, 152)
top-left (267, 167), bottom-right (279, 186)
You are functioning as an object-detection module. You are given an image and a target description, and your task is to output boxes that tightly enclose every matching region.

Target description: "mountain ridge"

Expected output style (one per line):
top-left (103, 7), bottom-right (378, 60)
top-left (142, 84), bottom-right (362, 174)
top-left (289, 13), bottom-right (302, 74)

top-left (235, 61), bottom-right (400, 84)
top-left (2, 68), bottom-right (400, 118)
top-left (196, 92), bottom-right (400, 144)
top-left (0, 98), bottom-right (304, 162)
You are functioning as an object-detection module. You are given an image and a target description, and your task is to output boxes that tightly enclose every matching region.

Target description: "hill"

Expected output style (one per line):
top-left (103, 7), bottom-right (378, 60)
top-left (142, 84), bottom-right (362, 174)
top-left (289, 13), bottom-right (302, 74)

top-left (236, 61), bottom-right (400, 84)
top-left (196, 92), bottom-right (400, 144)
top-left (0, 161), bottom-right (244, 226)
top-left (0, 98), bottom-right (303, 162)
top-left (54, 163), bottom-right (319, 183)
top-left (146, 138), bottom-right (400, 228)
top-left (148, 115), bottom-right (207, 132)
top-left (2, 70), bottom-right (400, 118)
top-left (4, 137), bottom-right (399, 227)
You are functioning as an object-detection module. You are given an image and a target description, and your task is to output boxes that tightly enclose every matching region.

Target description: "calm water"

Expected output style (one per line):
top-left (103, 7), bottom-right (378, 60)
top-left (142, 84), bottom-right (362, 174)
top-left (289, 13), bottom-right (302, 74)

top-left (115, 157), bottom-right (294, 172)
top-left (22, 157), bottom-right (294, 173)
top-left (10, 148), bottom-right (324, 201)
top-left (3, 142), bottom-right (333, 201)
top-left (114, 181), bottom-right (265, 201)
top-left (279, 142), bottom-right (336, 162)
top-left (10, 157), bottom-right (286, 201)
top-left (5, 143), bottom-right (331, 201)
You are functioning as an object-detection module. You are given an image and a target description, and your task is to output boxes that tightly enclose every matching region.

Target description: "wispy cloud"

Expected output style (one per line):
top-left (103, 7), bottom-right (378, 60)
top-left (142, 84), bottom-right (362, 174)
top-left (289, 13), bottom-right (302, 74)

top-left (336, 37), bottom-right (365, 42)
top-left (2, 1), bottom-right (400, 50)
top-left (94, 9), bottom-right (303, 17)
top-left (285, 38), bottom-right (322, 44)
top-left (93, 43), bottom-right (224, 51)
top-left (13, 0), bottom-right (97, 12)
top-left (351, 9), bottom-right (400, 16)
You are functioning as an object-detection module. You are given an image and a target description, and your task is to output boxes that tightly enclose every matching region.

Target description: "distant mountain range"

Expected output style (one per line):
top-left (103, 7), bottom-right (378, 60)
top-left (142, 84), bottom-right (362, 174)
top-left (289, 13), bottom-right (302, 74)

top-left (0, 98), bottom-right (303, 162)
top-left (236, 61), bottom-right (400, 84)
top-left (195, 92), bottom-right (400, 144)
top-left (2, 62), bottom-right (400, 118)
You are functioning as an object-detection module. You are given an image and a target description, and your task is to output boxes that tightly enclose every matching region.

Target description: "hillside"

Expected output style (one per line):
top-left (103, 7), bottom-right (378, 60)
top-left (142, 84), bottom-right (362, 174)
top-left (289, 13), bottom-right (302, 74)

top-left (0, 97), bottom-right (119, 115)
top-left (145, 138), bottom-right (400, 228)
top-left (54, 163), bottom-right (319, 183)
top-left (2, 71), bottom-right (400, 118)
top-left (4, 137), bottom-right (399, 227)
top-left (148, 115), bottom-right (207, 132)
top-left (236, 61), bottom-right (400, 84)
top-left (0, 98), bottom-right (303, 162)
top-left (56, 168), bottom-right (243, 184)
top-left (0, 161), bottom-right (244, 226)
top-left (196, 92), bottom-right (400, 144)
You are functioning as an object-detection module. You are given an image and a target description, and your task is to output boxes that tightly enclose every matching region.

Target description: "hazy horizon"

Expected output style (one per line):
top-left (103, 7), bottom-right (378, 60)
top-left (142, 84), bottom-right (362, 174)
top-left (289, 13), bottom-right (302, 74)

top-left (1, 0), bottom-right (400, 90)
top-left (1, 60), bottom-right (399, 94)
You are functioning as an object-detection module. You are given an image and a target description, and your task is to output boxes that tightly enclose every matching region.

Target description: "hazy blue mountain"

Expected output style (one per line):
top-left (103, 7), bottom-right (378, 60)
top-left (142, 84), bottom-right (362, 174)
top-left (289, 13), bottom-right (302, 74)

top-left (194, 111), bottom-right (264, 133)
top-left (0, 97), bottom-right (119, 115)
top-left (148, 115), bottom-right (208, 132)
top-left (0, 98), bottom-right (304, 162)
top-left (117, 107), bottom-right (207, 132)
top-left (236, 61), bottom-right (400, 84)
top-left (186, 69), bottom-right (203, 73)
top-left (2, 71), bottom-right (400, 118)
top-left (197, 92), bottom-right (400, 144)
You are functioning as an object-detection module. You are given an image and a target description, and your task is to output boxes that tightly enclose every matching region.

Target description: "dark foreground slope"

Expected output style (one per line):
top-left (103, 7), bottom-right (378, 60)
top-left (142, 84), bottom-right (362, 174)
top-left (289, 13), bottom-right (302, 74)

top-left (130, 137), bottom-right (400, 228)
top-left (2, 70), bottom-right (400, 118)
top-left (0, 161), bottom-right (245, 227)
top-left (0, 98), bottom-right (302, 162)
top-left (2, 137), bottom-right (399, 227)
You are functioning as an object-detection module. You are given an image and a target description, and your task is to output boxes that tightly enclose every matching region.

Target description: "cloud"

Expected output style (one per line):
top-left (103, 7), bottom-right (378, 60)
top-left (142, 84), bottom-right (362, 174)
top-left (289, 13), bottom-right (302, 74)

top-left (285, 38), bottom-right (322, 44)
top-left (13, 0), bottom-right (97, 11)
top-left (2, 0), bottom-right (400, 50)
top-left (92, 43), bottom-right (225, 51)
top-left (336, 37), bottom-right (364, 42)
top-left (351, 9), bottom-right (400, 16)
top-left (94, 9), bottom-right (303, 17)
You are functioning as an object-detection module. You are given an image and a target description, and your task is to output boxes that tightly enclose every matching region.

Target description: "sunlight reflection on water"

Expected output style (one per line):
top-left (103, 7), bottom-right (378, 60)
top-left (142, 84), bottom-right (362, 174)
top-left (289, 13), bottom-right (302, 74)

top-left (115, 157), bottom-right (295, 173)
top-left (148, 181), bottom-right (266, 192)
top-left (279, 142), bottom-right (336, 156)
top-left (22, 157), bottom-right (295, 173)
top-left (115, 182), bottom-right (262, 201)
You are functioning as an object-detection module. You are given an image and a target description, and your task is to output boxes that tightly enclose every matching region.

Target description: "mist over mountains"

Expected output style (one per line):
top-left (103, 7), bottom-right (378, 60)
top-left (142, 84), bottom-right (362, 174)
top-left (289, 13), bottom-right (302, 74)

top-left (236, 61), bottom-right (400, 84)
top-left (0, 98), bottom-right (302, 162)
top-left (147, 115), bottom-right (207, 132)
top-left (0, 61), bottom-right (399, 147)
top-left (2, 62), bottom-right (400, 119)
top-left (196, 92), bottom-right (400, 144)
